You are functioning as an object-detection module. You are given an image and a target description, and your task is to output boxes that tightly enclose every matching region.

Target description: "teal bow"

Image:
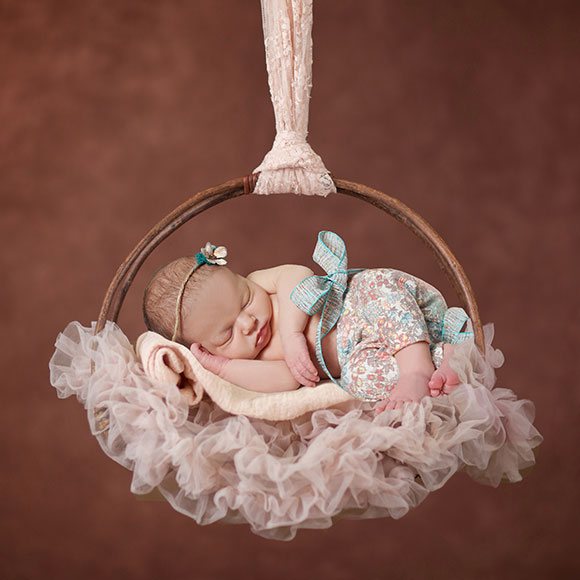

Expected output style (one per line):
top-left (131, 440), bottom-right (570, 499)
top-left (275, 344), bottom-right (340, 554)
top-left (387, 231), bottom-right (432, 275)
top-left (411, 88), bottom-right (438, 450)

top-left (291, 231), bottom-right (361, 387)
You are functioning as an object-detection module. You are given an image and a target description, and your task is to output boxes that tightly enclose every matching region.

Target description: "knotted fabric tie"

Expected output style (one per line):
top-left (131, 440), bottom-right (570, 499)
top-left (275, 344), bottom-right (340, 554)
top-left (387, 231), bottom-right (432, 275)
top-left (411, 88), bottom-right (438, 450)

top-left (252, 0), bottom-right (335, 196)
top-left (291, 231), bottom-right (361, 387)
top-left (442, 307), bottom-right (474, 344)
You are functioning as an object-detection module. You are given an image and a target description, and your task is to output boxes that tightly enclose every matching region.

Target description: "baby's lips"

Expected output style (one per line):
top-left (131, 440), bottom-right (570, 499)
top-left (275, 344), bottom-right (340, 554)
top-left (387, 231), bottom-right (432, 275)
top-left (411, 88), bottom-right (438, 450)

top-left (255, 323), bottom-right (268, 347)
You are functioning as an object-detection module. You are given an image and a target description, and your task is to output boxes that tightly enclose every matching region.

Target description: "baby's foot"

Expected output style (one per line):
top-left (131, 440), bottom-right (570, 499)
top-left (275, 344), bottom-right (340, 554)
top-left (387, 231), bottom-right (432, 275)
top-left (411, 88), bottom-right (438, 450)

top-left (428, 344), bottom-right (460, 397)
top-left (375, 371), bottom-right (431, 414)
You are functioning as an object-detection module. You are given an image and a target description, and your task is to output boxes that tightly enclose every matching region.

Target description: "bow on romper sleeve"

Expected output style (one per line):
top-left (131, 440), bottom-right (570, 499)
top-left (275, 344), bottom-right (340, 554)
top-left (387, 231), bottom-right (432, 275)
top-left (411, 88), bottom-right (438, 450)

top-left (291, 231), bottom-right (473, 402)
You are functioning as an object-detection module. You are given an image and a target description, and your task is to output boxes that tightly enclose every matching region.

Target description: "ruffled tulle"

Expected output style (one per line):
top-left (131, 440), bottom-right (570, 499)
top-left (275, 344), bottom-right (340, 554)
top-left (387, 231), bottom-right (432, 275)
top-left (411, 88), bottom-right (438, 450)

top-left (49, 321), bottom-right (542, 540)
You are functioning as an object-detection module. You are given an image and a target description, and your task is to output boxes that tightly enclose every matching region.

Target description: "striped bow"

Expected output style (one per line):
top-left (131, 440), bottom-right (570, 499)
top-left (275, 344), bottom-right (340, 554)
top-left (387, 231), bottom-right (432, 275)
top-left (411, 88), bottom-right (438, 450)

top-left (291, 231), bottom-right (360, 385)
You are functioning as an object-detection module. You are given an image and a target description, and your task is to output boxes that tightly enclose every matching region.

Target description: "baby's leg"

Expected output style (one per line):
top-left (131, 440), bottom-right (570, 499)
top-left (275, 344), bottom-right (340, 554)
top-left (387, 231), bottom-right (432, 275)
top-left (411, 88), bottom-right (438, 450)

top-left (428, 343), bottom-right (460, 397)
top-left (405, 274), bottom-right (462, 397)
top-left (375, 341), bottom-right (434, 413)
top-left (364, 270), bottom-right (435, 412)
top-left (341, 342), bottom-right (433, 414)
top-left (339, 270), bottom-right (456, 412)
top-left (341, 345), bottom-right (401, 403)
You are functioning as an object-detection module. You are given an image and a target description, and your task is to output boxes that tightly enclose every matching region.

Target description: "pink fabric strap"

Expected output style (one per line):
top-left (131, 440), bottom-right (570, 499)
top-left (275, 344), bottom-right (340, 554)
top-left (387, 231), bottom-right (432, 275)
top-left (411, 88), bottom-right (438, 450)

top-left (253, 0), bottom-right (335, 196)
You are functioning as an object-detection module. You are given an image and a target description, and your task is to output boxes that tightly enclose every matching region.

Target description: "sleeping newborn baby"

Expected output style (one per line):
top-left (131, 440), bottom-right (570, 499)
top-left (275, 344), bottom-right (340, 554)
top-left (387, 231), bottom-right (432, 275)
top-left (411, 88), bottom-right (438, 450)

top-left (143, 231), bottom-right (470, 413)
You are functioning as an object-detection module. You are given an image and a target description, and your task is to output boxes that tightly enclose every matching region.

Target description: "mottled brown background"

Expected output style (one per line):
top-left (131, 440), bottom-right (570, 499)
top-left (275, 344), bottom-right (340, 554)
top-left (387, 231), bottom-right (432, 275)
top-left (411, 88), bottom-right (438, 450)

top-left (1, 0), bottom-right (578, 578)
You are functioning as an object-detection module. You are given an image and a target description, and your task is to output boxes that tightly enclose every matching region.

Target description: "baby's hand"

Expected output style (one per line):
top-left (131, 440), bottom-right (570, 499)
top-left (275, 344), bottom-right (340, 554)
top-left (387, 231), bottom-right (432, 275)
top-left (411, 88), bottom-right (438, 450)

top-left (190, 343), bottom-right (229, 377)
top-left (282, 331), bottom-right (319, 387)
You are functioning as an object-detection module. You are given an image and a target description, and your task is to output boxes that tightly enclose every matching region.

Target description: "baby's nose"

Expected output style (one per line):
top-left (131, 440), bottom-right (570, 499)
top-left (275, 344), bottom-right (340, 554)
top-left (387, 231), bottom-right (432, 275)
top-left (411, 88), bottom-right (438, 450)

top-left (241, 313), bottom-right (257, 334)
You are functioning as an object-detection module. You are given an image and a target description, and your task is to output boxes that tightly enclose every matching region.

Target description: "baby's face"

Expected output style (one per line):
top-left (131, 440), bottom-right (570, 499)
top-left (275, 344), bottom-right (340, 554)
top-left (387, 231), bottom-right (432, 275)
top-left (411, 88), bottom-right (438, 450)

top-left (182, 267), bottom-right (273, 360)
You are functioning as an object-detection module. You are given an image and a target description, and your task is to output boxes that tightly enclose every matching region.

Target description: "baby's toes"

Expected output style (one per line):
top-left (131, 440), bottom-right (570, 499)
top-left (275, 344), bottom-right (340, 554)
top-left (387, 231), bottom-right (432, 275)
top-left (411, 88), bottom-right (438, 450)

top-left (442, 381), bottom-right (460, 395)
top-left (429, 371), bottom-right (444, 389)
top-left (385, 399), bottom-right (402, 411)
top-left (428, 373), bottom-right (444, 397)
top-left (374, 399), bottom-right (389, 414)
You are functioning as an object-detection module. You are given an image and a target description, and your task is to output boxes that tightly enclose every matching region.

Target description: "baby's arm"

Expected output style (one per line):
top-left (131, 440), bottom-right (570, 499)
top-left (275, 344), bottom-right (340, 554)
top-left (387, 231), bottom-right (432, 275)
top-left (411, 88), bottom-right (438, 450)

top-left (191, 344), bottom-right (300, 392)
top-left (248, 265), bottom-right (319, 386)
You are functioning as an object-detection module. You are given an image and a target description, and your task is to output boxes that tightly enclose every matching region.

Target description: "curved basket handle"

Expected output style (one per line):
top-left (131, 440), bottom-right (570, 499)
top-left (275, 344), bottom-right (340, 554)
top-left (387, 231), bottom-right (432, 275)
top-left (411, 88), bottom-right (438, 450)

top-left (96, 175), bottom-right (484, 354)
top-left (333, 178), bottom-right (484, 353)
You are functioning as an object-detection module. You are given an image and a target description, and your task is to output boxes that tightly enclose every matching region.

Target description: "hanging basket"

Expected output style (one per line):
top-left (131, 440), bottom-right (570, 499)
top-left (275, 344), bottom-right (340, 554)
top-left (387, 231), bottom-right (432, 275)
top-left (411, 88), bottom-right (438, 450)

top-left (50, 175), bottom-right (542, 541)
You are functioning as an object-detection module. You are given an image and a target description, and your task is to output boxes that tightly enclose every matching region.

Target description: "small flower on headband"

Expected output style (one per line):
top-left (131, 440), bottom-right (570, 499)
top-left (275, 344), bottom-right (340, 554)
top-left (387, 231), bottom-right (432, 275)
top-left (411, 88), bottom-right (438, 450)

top-left (200, 242), bottom-right (228, 265)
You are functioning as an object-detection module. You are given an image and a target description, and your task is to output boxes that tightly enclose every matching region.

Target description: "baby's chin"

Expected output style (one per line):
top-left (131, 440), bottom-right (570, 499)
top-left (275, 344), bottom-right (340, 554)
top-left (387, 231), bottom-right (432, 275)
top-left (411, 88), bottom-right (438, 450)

top-left (254, 342), bottom-right (268, 358)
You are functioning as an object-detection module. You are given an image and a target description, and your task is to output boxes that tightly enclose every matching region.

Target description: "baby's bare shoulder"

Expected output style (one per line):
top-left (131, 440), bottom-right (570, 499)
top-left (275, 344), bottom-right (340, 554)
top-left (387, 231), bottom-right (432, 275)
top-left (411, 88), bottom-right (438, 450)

top-left (248, 264), bottom-right (312, 293)
top-left (247, 266), bottom-right (282, 291)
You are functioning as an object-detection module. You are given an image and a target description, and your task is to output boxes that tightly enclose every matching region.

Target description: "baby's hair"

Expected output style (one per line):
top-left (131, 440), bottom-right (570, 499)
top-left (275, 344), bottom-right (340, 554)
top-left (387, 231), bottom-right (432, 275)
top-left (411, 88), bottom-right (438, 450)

top-left (143, 257), bottom-right (216, 346)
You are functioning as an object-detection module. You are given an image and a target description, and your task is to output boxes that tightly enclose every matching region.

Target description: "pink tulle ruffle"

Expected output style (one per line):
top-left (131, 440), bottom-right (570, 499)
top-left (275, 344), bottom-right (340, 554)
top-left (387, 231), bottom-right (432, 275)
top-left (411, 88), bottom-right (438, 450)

top-left (49, 321), bottom-right (542, 540)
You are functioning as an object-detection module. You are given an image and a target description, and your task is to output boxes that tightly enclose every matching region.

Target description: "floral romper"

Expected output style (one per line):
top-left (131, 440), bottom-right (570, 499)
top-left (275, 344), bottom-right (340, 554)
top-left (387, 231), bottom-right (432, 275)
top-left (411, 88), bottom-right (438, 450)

top-left (291, 231), bottom-right (471, 403)
top-left (336, 269), bottom-right (446, 401)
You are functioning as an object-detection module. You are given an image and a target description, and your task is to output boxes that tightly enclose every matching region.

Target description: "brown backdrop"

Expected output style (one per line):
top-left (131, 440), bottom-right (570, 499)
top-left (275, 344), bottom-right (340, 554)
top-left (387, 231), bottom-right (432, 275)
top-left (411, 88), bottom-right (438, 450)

top-left (2, 1), bottom-right (579, 578)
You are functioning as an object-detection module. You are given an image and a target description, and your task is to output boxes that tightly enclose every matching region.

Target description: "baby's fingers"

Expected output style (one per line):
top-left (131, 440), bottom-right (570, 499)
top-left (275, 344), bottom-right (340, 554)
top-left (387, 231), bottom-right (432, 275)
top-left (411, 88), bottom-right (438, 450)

top-left (293, 350), bottom-right (318, 378)
top-left (190, 343), bottom-right (203, 358)
top-left (289, 364), bottom-right (317, 388)
top-left (190, 343), bottom-right (222, 374)
top-left (301, 355), bottom-right (319, 379)
top-left (290, 367), bottom-right (314, 387)
top-left (295, 359), bottom-right (319, 383)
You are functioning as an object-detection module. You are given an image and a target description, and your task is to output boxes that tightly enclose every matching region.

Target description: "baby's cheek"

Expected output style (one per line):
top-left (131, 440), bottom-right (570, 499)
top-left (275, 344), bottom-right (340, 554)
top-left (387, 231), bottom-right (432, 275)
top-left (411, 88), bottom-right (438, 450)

top-left (202, 344), bottom-right (219, 356)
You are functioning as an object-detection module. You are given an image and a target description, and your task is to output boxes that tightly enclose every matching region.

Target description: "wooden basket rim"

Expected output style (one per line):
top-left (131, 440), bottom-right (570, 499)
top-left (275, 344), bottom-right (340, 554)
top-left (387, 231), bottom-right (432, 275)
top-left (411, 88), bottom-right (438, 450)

top-left (96, 175), bottom-right (484, 353)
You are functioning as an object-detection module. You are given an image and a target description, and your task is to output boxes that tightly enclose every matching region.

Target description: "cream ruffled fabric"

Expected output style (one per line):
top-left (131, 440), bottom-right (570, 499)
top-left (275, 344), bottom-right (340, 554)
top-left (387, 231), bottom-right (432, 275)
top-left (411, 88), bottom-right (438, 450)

top-left (136, 331), bottom-right (353, 420)
top-left (253, 0), bottom-right (335, 196)
top-left (49, 321), bottom-right (542, 541)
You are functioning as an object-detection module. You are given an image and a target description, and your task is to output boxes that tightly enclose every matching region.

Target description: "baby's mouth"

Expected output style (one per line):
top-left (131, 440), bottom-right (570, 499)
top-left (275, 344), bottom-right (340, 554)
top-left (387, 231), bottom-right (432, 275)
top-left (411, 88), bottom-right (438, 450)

top-left (256, 323), bottom-right (269, 347)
